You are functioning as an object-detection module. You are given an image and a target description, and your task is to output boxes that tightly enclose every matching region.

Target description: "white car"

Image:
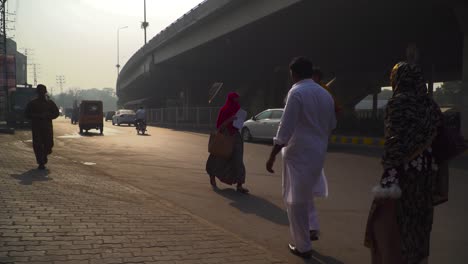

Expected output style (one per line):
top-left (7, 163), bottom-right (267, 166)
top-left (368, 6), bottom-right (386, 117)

top-left (241, 108), bottom-right (283, 142)
top-left (112, 109), bottom-right (136, 126)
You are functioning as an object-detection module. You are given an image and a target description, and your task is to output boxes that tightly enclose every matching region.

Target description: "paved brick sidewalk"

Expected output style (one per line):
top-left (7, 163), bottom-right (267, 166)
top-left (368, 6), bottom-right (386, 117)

top-left (0, 136), bottom-right (283, 264)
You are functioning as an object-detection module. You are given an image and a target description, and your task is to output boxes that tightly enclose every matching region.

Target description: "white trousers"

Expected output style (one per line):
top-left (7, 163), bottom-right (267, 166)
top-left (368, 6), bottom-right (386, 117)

top-left (286, 199), bottom-right (319, 252)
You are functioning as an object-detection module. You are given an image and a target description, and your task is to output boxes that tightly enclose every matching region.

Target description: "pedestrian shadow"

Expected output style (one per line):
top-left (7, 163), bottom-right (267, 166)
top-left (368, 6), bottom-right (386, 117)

top-left (287, 250), bottom-right (344, 264)
top-left (10, 169), bottom-right (52, 185)
top-left (309, 250), bottom-right (345, 264)
top-left (213, 188), bottom-right (289, 226)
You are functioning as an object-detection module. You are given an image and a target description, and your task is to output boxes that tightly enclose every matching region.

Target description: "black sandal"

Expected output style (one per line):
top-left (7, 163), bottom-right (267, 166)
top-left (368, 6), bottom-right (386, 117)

top-left (288, 244), bottom-right (311, 259)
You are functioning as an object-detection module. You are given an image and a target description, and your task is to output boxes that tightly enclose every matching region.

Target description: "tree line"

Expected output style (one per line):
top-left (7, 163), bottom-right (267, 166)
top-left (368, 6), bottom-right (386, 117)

top-left (50, 88), bottom-right (118, 112)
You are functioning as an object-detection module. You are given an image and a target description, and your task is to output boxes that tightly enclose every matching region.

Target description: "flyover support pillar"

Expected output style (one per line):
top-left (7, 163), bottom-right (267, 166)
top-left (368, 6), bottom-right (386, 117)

top-left (456, 4), bottom-right (468, 138)
top-left (461, 33), bottom-right (468, 138)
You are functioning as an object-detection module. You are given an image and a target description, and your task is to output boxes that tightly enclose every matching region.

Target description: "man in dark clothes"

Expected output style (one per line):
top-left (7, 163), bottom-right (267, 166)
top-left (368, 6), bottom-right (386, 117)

top-left (25, 84), bottom-right (60, 170)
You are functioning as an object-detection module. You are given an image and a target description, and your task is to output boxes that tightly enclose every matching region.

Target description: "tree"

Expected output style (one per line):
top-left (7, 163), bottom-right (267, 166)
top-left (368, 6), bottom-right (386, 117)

top-left (51, 88), bottom-right (118, 112)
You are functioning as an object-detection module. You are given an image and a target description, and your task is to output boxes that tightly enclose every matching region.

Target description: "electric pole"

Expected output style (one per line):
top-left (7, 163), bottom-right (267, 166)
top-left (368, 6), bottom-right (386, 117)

top-left (4, 1), bottom-right (15, 40)
top-left (32, 64), bottom-right (38, 86)
top-left (0, 0), bottom-right (8, 121)
top-left (22, 48), bottom-right (28, 86)
top-left (23, 48), bottom-right (40, 87)
top-left (56, 75), bottom-right (65, 107)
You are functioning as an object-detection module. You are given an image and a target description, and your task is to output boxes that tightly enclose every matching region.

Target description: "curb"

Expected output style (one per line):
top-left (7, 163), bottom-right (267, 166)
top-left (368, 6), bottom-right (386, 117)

top-left (0, 127), bottom-right (14, 134)
top-left (330, 135), bottom-right (468, 156)
top-left (330, 135), bottom-right (385, 147)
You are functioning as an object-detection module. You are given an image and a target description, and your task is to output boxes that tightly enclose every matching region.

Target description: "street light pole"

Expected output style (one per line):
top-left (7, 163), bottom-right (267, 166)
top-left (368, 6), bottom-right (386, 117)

top-left (141, 0), bottom-right (149, 45)
top-left (144, 0), bottom-right (147, 45)
top-left (116, 26), bottom-right (128, 79)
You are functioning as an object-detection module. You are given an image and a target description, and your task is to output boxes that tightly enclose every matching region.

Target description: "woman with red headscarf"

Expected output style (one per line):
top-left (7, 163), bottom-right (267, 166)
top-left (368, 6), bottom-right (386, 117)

top-left (206, 92), bottom-right (249, 193)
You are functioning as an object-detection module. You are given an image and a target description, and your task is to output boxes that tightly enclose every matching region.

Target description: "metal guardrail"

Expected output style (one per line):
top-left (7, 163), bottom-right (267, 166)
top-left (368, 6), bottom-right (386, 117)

top-left (355, 109), bottom-right (385, 119)
top-left (147, 107), bottom-right (386, 133)
top-left (146, 107), bottom-right (463, 138)
top-left (147, 107), bottom-right (220, 129)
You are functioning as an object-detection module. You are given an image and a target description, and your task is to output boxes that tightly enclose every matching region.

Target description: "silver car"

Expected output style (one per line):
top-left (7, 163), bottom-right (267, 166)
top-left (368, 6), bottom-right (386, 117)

top-left (112, 109), bottom-right (136, 126)
top-left (242, 109), bottom-right (284, 142)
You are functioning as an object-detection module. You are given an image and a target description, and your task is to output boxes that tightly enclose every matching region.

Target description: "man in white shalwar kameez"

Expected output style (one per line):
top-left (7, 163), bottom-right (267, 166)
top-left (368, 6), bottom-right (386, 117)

top-left (267, 57), bottom-right (336, 258)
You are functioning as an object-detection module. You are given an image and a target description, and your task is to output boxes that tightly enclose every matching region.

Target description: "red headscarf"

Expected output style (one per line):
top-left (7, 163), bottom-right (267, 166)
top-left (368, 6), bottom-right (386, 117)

top-left (216, 92), bottom-right (240, 131)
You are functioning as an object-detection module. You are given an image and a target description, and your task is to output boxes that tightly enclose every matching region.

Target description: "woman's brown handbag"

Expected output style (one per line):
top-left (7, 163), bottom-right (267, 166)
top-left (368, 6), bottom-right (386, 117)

top-left (208, 130), bottom-right (234, 159)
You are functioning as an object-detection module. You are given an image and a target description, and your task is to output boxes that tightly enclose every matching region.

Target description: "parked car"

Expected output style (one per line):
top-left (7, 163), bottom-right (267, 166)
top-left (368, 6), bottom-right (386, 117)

top-left (79, 101), bottom-right (104, 134)
top-left (105, 111), bottom-right (115, 121)
top-left (241, 108), bottom-right (283, 142)
top-left (112, 109), bottom-right (136, 126)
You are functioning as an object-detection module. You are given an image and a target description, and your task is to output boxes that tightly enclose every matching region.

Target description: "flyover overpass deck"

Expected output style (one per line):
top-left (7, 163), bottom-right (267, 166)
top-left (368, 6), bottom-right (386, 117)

top-left (117, 0), bottom-right (467, 135)
top-left (118, 0), bottom-right (232, 89)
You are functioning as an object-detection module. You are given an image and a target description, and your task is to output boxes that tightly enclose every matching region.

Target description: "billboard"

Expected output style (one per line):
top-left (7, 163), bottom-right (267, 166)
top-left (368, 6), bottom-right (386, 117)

top-left (0, 55), bottom-right (16, 119)
top-left (0, 55), bottom-right (17, 90)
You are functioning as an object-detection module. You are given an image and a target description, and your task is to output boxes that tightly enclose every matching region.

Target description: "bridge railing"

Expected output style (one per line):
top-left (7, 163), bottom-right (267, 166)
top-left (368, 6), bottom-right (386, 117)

top-left (146, 107), bottom-right (388, 135)
top-left (147, 107), bottom-right (220, 129)
top-left (146, 107), bottom-right (461, 138)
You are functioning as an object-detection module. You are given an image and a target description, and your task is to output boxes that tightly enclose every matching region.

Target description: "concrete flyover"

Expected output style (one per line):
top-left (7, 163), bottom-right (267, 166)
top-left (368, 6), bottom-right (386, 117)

top-left (117, 0), bottom-right (468, 136)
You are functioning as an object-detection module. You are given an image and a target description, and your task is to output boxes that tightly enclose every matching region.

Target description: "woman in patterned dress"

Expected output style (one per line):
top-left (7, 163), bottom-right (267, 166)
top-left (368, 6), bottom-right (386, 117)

top-left (364, 62), bottom-right (442, 264)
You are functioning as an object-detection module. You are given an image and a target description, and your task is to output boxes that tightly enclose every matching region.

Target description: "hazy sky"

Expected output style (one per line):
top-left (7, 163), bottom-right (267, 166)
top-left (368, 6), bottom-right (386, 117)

top-left (13, 0), bottom-right (202, 93)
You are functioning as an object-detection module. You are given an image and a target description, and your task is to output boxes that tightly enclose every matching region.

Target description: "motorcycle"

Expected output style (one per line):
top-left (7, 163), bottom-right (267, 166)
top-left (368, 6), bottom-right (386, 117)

top-left (136, 120), bottom-right (147, 135)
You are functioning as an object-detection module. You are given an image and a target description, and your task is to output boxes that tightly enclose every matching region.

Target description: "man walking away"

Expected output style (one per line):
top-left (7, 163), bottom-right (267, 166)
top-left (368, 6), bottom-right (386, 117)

top-left (25, 84), bottom-right (60, 170)
top-left (266, 57), bottom-right (336, 258)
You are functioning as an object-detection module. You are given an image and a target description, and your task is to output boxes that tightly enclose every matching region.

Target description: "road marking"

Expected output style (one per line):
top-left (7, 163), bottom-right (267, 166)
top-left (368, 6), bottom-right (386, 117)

top-left (57, 134), bottom-right (81, 139)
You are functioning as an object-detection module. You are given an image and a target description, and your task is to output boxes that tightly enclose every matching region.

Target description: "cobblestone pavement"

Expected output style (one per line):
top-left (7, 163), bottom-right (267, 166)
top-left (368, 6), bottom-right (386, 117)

top-left (0, 135), bottom-right (284, 264)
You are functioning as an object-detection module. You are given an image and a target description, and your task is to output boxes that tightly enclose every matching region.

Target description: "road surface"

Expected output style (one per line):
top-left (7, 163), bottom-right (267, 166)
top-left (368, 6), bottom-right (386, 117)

top-left (13, 117), bottom-right (468, 263)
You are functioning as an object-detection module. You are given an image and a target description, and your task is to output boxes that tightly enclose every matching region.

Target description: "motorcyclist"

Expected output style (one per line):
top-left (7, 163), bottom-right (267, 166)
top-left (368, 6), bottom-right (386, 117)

top-left (135, 106), bottom-right (146, 129)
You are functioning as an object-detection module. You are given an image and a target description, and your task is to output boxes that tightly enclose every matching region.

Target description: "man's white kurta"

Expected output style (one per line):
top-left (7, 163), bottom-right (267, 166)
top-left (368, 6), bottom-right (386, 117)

top-left (274, 79), bottom-right (336, 204)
